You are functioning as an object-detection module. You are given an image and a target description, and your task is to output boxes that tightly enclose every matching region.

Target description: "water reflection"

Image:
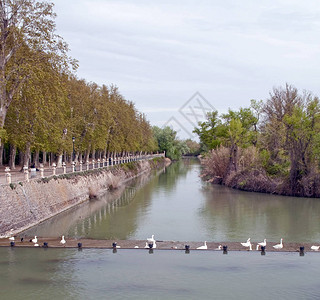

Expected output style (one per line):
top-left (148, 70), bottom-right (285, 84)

top-left (200, 184), bottom-right (320, 242)
top-left (22, 159), bottom-right (320, 243)
top-left (22, 169), bottom-right (165, 239)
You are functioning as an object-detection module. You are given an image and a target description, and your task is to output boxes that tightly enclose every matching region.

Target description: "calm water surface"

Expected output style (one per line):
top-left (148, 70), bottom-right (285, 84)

top-left (1, 247), bottom-right (320, 300)
top-left (23, 159), bottom-right (320, 243)
top-left (7, 159), bottom-right (320, 298)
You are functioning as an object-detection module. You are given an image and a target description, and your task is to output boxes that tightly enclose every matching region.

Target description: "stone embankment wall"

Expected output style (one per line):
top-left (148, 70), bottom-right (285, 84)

top-left (0, 158), bottom-right (170, 237)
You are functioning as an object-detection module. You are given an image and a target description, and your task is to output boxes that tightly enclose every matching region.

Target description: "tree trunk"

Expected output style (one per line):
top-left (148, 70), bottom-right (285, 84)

top-left (21, 142), bottom-right (31, 169)
top-left (50, 152), bottom-right (55, 166)
top-left (57, 154), bottom-right (63, 167)
top-left (34, 150), bottom-right (40, 167)
top-left (92, 149), bottom-right (96, 160)
top-left (0, 143), bottom-right (4, 166)
top-left (85, 149), bottom-right (90, 162)
top-left (42, 151), bottom-right (47, 166)
top-left (223, 143), bottom-right (238, 184)
top-left (9, 144), bottom-right (16, 169)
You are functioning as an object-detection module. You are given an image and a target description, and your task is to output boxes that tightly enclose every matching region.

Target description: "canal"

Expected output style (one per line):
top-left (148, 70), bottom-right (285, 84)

top-left (4, 159), bottom-right (320, 299)
top-left (23, 159), bottom-right (320, 243)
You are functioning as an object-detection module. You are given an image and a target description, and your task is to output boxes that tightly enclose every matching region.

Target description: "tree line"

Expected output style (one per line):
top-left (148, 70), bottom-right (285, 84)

top-left (195, 84), bottom-right (320, 197)
top-left (0, 0), bottom-right (157, 168)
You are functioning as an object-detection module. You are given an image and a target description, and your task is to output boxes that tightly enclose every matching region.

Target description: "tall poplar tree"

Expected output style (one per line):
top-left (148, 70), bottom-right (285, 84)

top-left (0, 0), bottom-right (75, 153)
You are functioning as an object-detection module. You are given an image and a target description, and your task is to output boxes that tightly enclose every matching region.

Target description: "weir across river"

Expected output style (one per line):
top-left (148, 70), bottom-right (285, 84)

top-left (0, 238), bottom-right (317, 253)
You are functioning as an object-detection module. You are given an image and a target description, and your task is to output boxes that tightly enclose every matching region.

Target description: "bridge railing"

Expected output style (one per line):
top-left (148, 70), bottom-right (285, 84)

top-left (1, 153), bottom-right (165, 186)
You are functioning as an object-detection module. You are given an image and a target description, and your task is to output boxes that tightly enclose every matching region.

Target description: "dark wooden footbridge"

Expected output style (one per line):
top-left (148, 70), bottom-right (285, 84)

top-left (0, 238), bottom-right (318, 253)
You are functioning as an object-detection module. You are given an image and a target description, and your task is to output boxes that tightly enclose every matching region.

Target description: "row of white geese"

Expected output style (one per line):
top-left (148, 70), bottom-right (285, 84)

top-left (240, 238), bottom-right (320, 251)
top-left (8, 233), bottom-right (66, 247)
top-left (240, 238), bottom-right (276, 250)
top-left (6, 231), bottom-right (320, 251)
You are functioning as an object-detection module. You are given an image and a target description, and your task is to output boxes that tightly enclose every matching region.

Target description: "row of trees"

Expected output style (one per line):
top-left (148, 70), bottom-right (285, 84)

top-left (0, 0), bottom-right (157, 168)
top-left (195, 84), bottom-right (320, 197)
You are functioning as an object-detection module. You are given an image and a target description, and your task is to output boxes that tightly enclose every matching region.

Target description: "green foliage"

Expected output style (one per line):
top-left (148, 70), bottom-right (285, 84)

top-left (197, 84), bottom-right (320, 196)
top-left (152, 126), bottom-right (189, 160)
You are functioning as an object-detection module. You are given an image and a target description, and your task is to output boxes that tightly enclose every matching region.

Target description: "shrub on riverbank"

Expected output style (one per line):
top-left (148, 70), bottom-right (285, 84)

top-left (200, 146), bottom-right (320, 197)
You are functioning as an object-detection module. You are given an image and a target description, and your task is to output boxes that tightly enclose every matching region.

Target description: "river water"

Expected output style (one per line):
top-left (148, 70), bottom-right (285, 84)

top-left (6, 159), bottom-right (320, 299)
top-left (23, 159), bottom-right (320, 243)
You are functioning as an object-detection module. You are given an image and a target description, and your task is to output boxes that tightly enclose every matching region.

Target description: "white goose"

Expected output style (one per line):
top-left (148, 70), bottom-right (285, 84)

top-left (273, 238), bottom-right (283, 249)
top-left (144, 242), bottom-right (149, 248)
top-left (147, 235), bottom-right (155, 244)
top-left (257, 239), bottom-right (267, 250)
top-left (197, 241), bottom-right (207, 250)
top-left (32, 236), bottom-right (37, 244)
top-left (311, 245), bottom-right (320, 251)
top-left (60, 236), bottom-right (66, 245)
top-left (8, 229), bottom-right (14, 241)
top-left (258, 239), bottom-right (267, 247)
top-left (241, 238), bottom-right (251, 247)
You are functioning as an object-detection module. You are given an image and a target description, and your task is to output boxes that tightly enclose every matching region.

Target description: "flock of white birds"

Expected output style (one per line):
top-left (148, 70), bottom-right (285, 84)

top-left (5, 230), bottom-right (320, 251)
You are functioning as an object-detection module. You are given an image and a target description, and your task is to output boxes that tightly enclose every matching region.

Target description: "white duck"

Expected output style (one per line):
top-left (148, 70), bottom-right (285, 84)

top-left (60, 236), bottom-right (66, 245)
top-left (257, 239), bottom-right (267, 250)
top-left (8, 229), bottom-right (14, 241)
top-left (273, 238), bottom-right (283, 249)
top-left (197, 241), bottom-right (207, 250)
top-left (241, 238), bottom-right (251, 247)
top-left (147, 235), bottom-right (155, 244)
top-left (32, 236), bottom-right (37, 244)
top-left (311, 245), bottom-right (320, 251)
top-left (258, 239), bottom-right (267, 247)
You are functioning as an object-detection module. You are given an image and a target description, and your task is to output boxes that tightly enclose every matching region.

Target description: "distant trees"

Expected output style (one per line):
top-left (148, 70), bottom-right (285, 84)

top-left (152, 126), bottom-right (189, 160)
top-left (195, 84), bottom-right (320, 197)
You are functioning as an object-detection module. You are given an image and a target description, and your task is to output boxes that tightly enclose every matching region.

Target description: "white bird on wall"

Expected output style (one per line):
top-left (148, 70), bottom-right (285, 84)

top-left (258, 239), bottom-right (267, 247)
top-left (311, 245), bottom-right (320, 251)
top-left (32, 236), bottom-right (37, 244)
top-left (147, 235), bottom-right (155, 244)
top-left (60, 236), bottom-right (66, 245)
top-left (256, 239), bottom-right (267, 250)
top-left (8, 229), bottom-right (14, 241)
top-left (273, 238), bottom-right (283, 249)
top-left (197, 241), bottom-right (207, 250)
top-left (241, 238), bottom-right (251, 248)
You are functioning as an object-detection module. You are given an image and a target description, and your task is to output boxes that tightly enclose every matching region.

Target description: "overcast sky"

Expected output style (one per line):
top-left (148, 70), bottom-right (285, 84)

top-left (52, 0), bottom-right (320, 139)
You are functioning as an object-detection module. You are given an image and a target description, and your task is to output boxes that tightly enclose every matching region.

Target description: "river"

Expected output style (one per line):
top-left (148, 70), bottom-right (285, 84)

top-left (23, 159), bottom-right (320, 243)
top-left (5, 159), bottom-right (320, 299)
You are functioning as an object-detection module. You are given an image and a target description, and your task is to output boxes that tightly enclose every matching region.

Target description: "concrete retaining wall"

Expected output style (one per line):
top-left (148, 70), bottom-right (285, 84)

top-left (0, 159), bottom-right (168, 237)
